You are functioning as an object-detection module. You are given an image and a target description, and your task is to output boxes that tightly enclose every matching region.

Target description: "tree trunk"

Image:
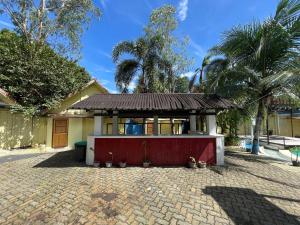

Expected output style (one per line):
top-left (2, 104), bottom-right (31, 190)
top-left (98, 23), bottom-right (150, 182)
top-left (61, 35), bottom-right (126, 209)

top-left (37, 0), bottom-right (46, 44)
top-left (199, 69), bottom-right (203, 85)
top-left (252, 99), bottom-right (265, 154)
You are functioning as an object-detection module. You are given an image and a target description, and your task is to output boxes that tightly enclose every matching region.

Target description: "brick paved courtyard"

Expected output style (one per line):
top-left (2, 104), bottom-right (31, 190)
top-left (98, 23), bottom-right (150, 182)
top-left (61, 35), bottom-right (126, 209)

top-left (0, 149), bottom-right (299, 225)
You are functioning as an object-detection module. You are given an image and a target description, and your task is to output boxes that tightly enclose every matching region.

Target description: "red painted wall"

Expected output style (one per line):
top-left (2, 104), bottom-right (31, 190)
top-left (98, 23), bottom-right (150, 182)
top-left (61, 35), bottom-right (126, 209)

top-left (94, 137), bottom-right (216, 166)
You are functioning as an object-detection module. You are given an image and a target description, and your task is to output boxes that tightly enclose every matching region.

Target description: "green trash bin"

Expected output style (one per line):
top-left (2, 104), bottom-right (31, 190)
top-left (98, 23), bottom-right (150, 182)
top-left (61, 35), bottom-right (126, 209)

top-left (74, 141), bottom-right (87, 162)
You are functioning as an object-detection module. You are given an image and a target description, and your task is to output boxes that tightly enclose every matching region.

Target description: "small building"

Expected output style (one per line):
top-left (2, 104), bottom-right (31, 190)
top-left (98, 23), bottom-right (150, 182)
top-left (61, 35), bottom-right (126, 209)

top-left (0, 79), bottom-right (108, 150)
top-left (238, 98), bottom-right (300, 138)
top-left (71, 93), bottom-right (237, 166)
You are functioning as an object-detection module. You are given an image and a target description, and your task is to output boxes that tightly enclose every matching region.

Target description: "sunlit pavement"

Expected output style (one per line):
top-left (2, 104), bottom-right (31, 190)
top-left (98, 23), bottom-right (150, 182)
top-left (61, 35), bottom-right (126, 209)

top-left (0, 149), bottom-right (299, 225)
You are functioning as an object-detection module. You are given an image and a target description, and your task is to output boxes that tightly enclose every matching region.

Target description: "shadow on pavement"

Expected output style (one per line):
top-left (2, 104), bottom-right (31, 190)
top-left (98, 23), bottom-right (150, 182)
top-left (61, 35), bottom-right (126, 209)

top-left (209, 151), bottom-right (300, 189)
top-left (33, 150), bottom-right (87, 168)
top-left (225, 150), bottom-right (286, 164)
top-left (203, 186), bottom-right (300, 225)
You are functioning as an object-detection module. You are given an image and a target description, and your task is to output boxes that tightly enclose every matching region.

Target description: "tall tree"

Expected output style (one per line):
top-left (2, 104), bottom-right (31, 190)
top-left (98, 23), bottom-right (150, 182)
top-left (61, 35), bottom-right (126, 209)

top-left (206, 0), bottom-right (300, 154)
top-left (189, 55), bottom-right (211, 93)
top-left (112, 36), bottom-right (167, 93)
top-left (144, 5), bottom-right (193, 93)
top-left (0, 29), bottom-right (93, 115)
top-left (0, 0), bottom-right (101, 56)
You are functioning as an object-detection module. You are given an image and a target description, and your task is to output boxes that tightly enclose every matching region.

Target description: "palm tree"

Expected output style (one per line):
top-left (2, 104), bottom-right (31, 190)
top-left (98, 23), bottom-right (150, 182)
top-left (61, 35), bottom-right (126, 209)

top-left (112, 36), bottom-right (168, 93)
top-left (206, 0), bottom-right (300, 154)
top-left (189, 55), bottom-right (211, 93)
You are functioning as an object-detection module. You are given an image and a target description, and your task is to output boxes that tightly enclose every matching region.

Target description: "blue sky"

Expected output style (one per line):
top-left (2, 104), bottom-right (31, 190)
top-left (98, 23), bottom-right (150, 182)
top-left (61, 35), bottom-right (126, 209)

top-left (0, 0), bottom-right (278, 93)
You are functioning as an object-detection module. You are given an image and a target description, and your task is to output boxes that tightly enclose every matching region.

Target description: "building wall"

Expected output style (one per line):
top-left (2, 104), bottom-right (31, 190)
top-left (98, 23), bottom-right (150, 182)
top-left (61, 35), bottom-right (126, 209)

top-left (271, 116), bottom-right (300, 137)
top-left (44, 82), bottom-right (107, 149)
top-left (82, 118), bottom-right (94, 140)
top-left (1, 82), bottom-right (107, 150)
top-left (46, 117), bottom-right (87, 149)
top-left (68, 118), bottom-right (83, 148)
top-left (49, 84), bottom-right (105, 115)
top-left (0, 109), bottom-right (47, 150)
top-left (237, 113), bottom-right (300, 137)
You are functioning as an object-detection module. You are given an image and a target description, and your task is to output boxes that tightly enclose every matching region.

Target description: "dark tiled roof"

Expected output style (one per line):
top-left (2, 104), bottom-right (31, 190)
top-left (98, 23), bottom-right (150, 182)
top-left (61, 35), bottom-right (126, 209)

top-left (71, 93), bottom-right (237, 111)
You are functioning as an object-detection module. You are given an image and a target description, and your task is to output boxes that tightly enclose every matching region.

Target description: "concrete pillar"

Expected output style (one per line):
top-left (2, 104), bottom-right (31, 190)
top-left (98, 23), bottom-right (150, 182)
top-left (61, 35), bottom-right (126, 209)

top-left (86, 136), bottom-right (95, 165)
top-left (112, 113), bottom-right (119, 135)
top-left (94, 116), bottom-right (103, 136)
top-left (276, 113), bottom-right (280, 135)
top-left (216, 136), bottom-right (224, 165)
top-left (206, 114), bottom-right (217, 135)
top-left (190, 112), bottom-right (197, 133)
top-left (153, 116), bottom-right (159, 136)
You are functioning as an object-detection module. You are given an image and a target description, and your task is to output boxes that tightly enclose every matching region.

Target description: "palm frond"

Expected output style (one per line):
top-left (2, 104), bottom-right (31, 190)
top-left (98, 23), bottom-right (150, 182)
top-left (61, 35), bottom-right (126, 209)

top-left (115, 59), bottom-right (139, 92)
top-left (275, 0), bottom-right (300, 26)
top-left (112, 41), bottom-right (137, 63)
top-left (188, 72), bottom-right (197, 92)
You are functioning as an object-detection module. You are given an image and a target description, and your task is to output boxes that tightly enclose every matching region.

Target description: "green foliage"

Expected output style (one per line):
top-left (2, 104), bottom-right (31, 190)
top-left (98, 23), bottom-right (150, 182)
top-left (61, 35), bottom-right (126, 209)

top-left (112, 4), bottom-right (193, 93)
top-left (217, 109), bottom-right (244, 136)
top-left (0, 0), bottom-right (101, 57)
top-left (145, 5), bottom-right (193, 93)
top-left (0, 29), bottom-right (91, 115)
top-left (189, 55), bottom-right (211, 93)
top-left (225, 135), bottom-right (241, 146)
top-left (174, 76), bottom-right (189, 93)
top-left (112, 36), bottom-right (167, 93)
top-left (206, 0), bottom-right (300, 152)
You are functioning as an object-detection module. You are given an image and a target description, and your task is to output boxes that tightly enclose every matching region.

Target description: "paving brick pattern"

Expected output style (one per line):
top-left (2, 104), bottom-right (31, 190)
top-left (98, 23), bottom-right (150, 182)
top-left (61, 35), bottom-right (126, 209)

top-left (0, 150), bottom-right (299, 225)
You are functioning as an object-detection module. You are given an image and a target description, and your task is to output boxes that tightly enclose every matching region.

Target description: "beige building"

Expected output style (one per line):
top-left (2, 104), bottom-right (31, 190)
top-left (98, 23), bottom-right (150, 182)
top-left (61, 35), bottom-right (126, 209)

top-left (238, 112), bottom-right (300, 137)
top-left (0, 79), bottom-right (108, 150)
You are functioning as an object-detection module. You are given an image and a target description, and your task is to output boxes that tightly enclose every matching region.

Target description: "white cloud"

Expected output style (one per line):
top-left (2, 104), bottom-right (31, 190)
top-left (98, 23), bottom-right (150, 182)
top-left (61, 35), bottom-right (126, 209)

top-left (99, 79), bottom-right (111, 85)
top-left (97, 49), bottom-right (111, 59)
top-left (178, 0), bottom-right (189, 21)
top-left (180, 71), bottom-right (194, 79)
top-left (0, 20), bottom-right (14, 28)
top-left (115, 9), bottom-right (144, 27)
top-left (107, 88), bottom-right (118, 94)
top-left (100, 0), bottom-right (107, 9)
top-left (128, 81), bottom-right (136, 91)
top-left (189, 38), bottom-right (206, 58)
top-left (94, 65), bottom-right (113, 73)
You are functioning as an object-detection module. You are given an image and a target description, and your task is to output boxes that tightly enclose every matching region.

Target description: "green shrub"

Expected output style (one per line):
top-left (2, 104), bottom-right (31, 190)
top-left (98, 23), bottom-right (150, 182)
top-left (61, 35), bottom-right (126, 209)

top-left (225, 136), bottom-right (240, 146)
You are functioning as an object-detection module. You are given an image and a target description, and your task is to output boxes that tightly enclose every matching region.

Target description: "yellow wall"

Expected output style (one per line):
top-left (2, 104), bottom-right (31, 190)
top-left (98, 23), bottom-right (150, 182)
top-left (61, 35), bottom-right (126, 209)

top-left (49, 83), bottom-right (106, 115)
top-left (68, 118), bottom-right (83, 149)
top-left (1, 81), bottom-right (107, 150)
top-left (82, 118), bottom-right (94, 140)
top-left (45, 82), bottom-right (107, 149)
top-left (270, 115), bottom-right (300, 137)
top-left (46, 117), bottom-right (53, 148)
top-left (0, 109), bottom-right (47, 149)
top-left (237, 113), bottom-right (300, 137)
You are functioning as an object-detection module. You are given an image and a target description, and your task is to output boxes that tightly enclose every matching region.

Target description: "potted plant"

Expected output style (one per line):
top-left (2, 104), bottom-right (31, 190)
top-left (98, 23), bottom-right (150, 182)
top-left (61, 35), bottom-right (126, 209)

top-left (119, 160), bottom-right (127, 168)
top-left (198, 160), bottom-right (207, 168)
top-left (143, 159), bottom-right (151, 168)
top-left (290, 147), bottom-right (300, 167)
top-left (93, 162), bottom-right (100, 167)
top-left (188, 157), bottom-right (197, 169)
top-left (143, 141), bottom-right (151, 168)
top-left (105, 152), bottom-right (113, 168)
